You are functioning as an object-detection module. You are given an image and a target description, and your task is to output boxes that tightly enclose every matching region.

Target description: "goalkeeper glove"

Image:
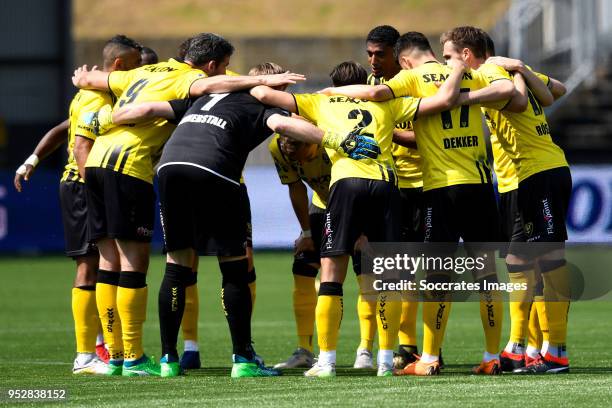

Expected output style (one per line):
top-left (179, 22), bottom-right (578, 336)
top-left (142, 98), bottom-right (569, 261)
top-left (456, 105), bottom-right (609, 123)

top-left (322, 130), bottom-right (381, 160)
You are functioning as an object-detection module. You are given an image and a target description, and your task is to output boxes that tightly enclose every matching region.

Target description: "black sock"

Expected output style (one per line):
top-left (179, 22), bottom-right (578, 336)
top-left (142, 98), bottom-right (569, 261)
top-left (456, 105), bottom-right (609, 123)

top-left (158, 263), bottom-right (192, 359)
top-left (220, 258), bottom-right (253, 359)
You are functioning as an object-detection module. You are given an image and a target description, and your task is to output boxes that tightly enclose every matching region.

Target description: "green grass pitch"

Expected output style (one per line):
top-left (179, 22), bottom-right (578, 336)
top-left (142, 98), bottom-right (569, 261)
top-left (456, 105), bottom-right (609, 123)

top-left (0, 252), bottom-right (611, 407)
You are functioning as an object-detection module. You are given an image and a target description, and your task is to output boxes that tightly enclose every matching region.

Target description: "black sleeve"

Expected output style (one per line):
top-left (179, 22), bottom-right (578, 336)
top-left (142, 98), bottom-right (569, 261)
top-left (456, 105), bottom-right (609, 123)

top-left (262, 107), bottom-right (291, 130)
top-left (168, 98), bottom-right (196, 124)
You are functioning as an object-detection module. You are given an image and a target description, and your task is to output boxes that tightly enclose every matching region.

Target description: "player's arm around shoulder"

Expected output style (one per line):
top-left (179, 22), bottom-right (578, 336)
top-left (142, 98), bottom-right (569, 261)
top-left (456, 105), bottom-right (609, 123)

top-left (72, 65), bottom-right (111, 91)
top-left (250, 86), bottom-right (298, 113)
top-left (456, 65), bottom-right (516, 109)
top-left (112, 101), bottom-right (177, 124)
top-left (415, 60), bottom-right (466, 116)
top-left (189, 72), bottom-right (305, 96)
top-left (318, 83), bottom-right (393, 101)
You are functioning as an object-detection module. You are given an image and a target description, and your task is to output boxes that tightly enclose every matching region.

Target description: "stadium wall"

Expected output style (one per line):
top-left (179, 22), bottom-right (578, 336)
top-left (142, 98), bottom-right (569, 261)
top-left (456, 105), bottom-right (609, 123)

top-left (2, 165), bottom-right (612, 254)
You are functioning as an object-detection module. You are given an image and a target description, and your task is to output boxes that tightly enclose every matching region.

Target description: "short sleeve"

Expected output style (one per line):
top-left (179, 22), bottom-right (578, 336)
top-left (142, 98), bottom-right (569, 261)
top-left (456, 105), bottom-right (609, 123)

top-left (475, 64), bottom-right (512, 111)
top-left (385, 70), bottom-right (418, 97)
top-left (262, 107), bottom-right (291, 129)
top-left (168, 98), bottom-right (196, 122)
top-left (108, 70), bottom-right (135, 97)
top-left (75, 91), bottom-right (113, 140)
top-left (268, 136), bottom-right (300, 185)
top-left (389, 96), bottom-right (421, 124)
top-left (477, 63), bottom-right (512, 85)
top-left (292, 93), bottom-right (322, 124)
top-left (178, 70), bottom-right (207, 99)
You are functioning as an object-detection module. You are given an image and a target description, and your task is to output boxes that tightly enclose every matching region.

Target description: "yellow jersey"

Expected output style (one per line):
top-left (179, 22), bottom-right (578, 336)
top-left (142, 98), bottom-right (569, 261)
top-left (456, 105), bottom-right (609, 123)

top-left (85, 58), bottom-right (205, 183)
top-left (479, 65), bottom-right (568, 183)
top-left (293, 93), bottom-right (421, 188)
top-left (385, 61), bottom-right (509, 191)
top-left (368, 73), bottom-right (423, 189)
top-left (269, 134), bottom-right (332, 209)
top-left (62, 89), bottom-right (115, 183)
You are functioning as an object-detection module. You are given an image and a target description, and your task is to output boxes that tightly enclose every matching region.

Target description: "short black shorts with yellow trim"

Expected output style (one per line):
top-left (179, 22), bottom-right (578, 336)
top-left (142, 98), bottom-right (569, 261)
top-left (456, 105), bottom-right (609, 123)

top-left (321, 178), bottom-right (401, 257)
top-left (85, 168), bottom-right (155, 243)
top-left (158, 164), bottom-right (247, 257)
top-left (399, 187), bottom-right (424, 242)
top-left (516, 166), bottom-right (572, 244)
top-left (423, 184), bottom-right (500, 243)
top-left (239, 183), bottom-right (253, 248)
top-left (295, 203), bottom-right (326, 265)
top-left (59, 180), bottom-right (97, 257)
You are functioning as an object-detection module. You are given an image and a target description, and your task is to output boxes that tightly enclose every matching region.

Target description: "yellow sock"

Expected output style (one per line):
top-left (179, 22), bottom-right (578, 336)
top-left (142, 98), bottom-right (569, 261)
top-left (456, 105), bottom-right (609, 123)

top-left (422, 300), bottom-right (451, 357)
top-left (541, 263), bottom-right (570, 347)
top-left (316, 283), bottom-right (343, 352)
top-left (398, 291), bottom-right (419, 346)
top-left (479, 289), bottom-right (503, 354)
top-left (377, 292), bottom-right (402, 350)
top-left (72, 287), bottom-right (98, 353)
top-left (535, 296), bottom-right (549, 343)
top-left (508, 267), bottom-right (536, 345)
top-left (96, 281), bottom-right (123, 360)
top-left (293, 275), bottom-right (317, 352)
top-left (182, 283), bottom-right (199, 343)
top-left (527, 300), bottom-right (542, 350)
top-left (356, 275), bottom-right (376, 351)
top-left (117, 284), bottom-right (148, 361)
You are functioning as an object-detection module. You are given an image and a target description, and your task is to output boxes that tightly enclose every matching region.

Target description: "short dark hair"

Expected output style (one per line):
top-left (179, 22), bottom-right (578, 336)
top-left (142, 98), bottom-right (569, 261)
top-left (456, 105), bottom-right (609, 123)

top-left (103, 35), bottom-right (141, 66)
top-left (480, 30), bottom-right (496, 57)
top-left (394, 32), bottom-right (433, 59)
top-left (184, 33), bottom-right (234, 66)
top-left (440, 26), bottom-right (487, 59)
top-left (140, 46), bottom-right (158, 64)
top-left (329, 61), bottom-right (368, 87)
top-left (177, 37), bottom-right (192, 60)
top-left (367, 25), bottom-right (400, 47)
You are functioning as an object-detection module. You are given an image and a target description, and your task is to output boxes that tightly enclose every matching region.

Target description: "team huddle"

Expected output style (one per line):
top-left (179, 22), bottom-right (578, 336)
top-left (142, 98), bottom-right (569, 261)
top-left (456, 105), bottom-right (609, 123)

top-left (15, 24), bottom-right (572, 378)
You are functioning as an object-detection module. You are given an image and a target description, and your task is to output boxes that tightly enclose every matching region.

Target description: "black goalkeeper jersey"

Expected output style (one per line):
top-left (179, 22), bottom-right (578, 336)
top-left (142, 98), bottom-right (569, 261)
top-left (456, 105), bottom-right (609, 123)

top-left (159, 91), bottom-right (289, 184)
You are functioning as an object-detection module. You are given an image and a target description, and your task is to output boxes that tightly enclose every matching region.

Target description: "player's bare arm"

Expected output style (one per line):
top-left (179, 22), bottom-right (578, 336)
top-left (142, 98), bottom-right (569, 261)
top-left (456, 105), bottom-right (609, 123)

top-left (392, 129), bottom-right (417, 149)
top-left (456, 77), bottom-right (516, 109)
top-left (266, 114), bottom-right (324, 144)
top-left (250, 86), bottom-right (298, 112)
top-left (503, 73), bottom-right (529, 113)
top-left (189, 72), bottom-right (305, 97)
top-left (288, 181), bottom-right (316, 254)
top-left (73, 136), bottom-right (94, 180)
top-left (548, 77), bottom-right (567, 100)
top-left (14, 119), bottom-right (69, 192)
top-left (72, 65), bottom-right (110, 90)
top-left (317, 83), bottom-right (393, 101)
top-left (486, 56), bottom-right (555, 106)
top-left (111, 101), bottom-right (176, 124)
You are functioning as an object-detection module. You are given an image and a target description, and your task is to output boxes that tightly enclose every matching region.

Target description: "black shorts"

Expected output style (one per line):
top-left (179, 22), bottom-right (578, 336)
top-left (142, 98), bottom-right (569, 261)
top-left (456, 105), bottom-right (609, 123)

top-left (295, 204), bottom-right (326, 264)
top-left (515, 166), bottom-right (572, 244)
top-left (321, 178), bottom-right (401, 257)
top-left (59, 181), bottom-right (97, 257)
top-left (423, 184), bottom-right (500, 243)
top-left (85, 168), bottom-right (155, 243)
top-left (399, 187), bottom-right (424, 242)
top-left (239, 183), bottom-right (253, 248)
top-left (158, 164), bottom-right (246, 257)
top-left (498, 189), bottom-right (523, 257)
